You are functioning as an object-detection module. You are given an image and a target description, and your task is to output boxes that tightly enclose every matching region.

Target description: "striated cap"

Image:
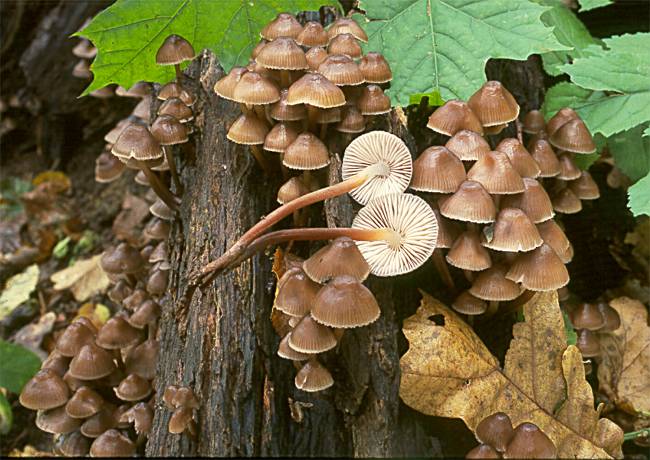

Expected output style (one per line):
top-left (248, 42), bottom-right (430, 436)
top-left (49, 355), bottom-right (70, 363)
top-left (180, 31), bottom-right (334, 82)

top-left (132, 96), bottom-right (152, 121)
top-left (95, 151), bottom-right (126, 183)
top-left (318, 54), bottom-right (365, 86)
top-left (549, 118), bottom-right (596, 154)
top-left (568, 171), bottom-right (599, 200)
top-left (312, 106), bottom-right (342, 124)
top-left (264, 122), bottom-right (299, 153)
top-left (528, 139), bottom-right (560, 178)
top-left (150, 114), bottom-right (188, 146)
top-left (100, 243), bottom-right (144, 275)
top-left (552, 187), bottom-right (582, 214)
top-left (57, 430), bottom-right (91, 457)
top-left (157, 81), bottom-right (194, 105)
top-left (288, 315), bottom-right (338, 354)
top-left (227, 112), bottom-right (269, 145)
top-left (557, 153), bottom-right (581, 181)
top-left (452, 291), bottom-right (488, 316)
top-left (439, 180), bottom-right (496, 223)
top-left (283, 132), bottom-right (330, 170)
top-left (115, 374), bottom-right (152, 401)
top-left (503, 422), bottom-right (557, 459)
top-left (327, 18), bottom-right (368, 42)
top-left (111, 123), bottom-right (162, 162)
top-left (275, 267), bottom-right (321, 317)
top-left (359, 52), bottom-right (392, 84)
top-left (522, 110), bottom-right (545, 134)
top-left (256, 37), bottom-right (308, 70)
top-left (410, 146), bottom-right (466, 193)
top-left (296, 21), bottom-right (329, 47)
top-left (469, 264), bottom-right (522, 301)
top-left (466, 151), bottom-right (525, 194)
top-left (20, 369), bottom-right (69, 410)
top-left (475, 412), bottom-right (514, 452)
top-left (168, 406), bottom-right (195, 434)
top-left (156, 34), bottom-right (195, 65)
top-left (89, 429), bottom-right (136, 457)
top-left (104, 118), bottom-right (133, 145)
top-left (150, 198), bottom-right (175, 220)
top-left (495, 138), bottom-right (541, 179)
top-left (303, 237), bottom-right (371, 283)
top-left (336, 106), bottom-right (366, 133)
top-left (277, 176), bottom-right (310, 204)
top-left (570, 303), bottom-right (605, 331)
top-left (286, 73), bottom-right (346, 108)
top-left (146, 268), bottom-right (168, 295)
top-left (481, 208), bottom-right (543, 252)
top-left (80, 405), bottom-right (116, 438)
top-left (468, 81), bottom-right (520, 127)
top-left (576, 329), bottom-right (600, 358)
top-left (121, 402), bottom-right (153, 435)
top-left (311, 275), bottom-right (381, 328)
top-left (56, 321), bottom-right (96, 357)
top-left (41, 351), bottom-right (70, 377)
top-left (295, 359), bottom-right (334, 392)
top-left (506, 243), bottom-right (570, 291)
top-left (214, 66), bottom-right (248, 101)
top-left (65, 387), bottom-right (104, 419)
top-left (328, 33), bottom-right (362, 58)
top-left (536, 220), bottom-right (571, 263)
top-left (143, 218), bottom-right (170, 241)
top-left (546, 107), bottom-right (579, 136)
top-left (427, 100), bottom-right (483, 136)
top-left (36, 406), bottom-right (82, 434)
top-left (357, 85), bottom-right (391, 115)
top-left (96, 316), bottom-right (142, 350)
top-left (445, 130), bottom-right (491, 161)
top-left (305, 46), bottom-right (329, 71)
top-left (501, 178), bottom-right (555, 223)
top-left (277, 332), bottom-right (310, 361)
top-left (233, 71), bottom-right (281, 105)
top-left (157, 97), bottom-right (194, 122)
top-left (446, 230), bottom-right (492, 271)
top-left (261, 13), bottom-right (303, 40)
top-left (69, 343), bottom-right (116, 380)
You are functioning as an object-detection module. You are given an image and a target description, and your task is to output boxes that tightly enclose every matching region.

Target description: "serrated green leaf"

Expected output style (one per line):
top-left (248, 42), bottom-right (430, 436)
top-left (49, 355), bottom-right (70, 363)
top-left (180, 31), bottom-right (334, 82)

top-left (578, 0), bottom-right (612, 12)
top-left (608, 125), bottom-right (650, 182)
top-left (358, 0), bottom-right (567, 106)
top-left (628, 173), bottom-right (650, 217)
top-left (77, 0), bottom-right (331, 95)
top-left (0, 392), bottom-right (12, 435)
top-left (538, 0), bottom-right (599, 76)
top-left (0, 340), bottom-right (41, 394)
top-left (557, 33), bottom-right (650, 137)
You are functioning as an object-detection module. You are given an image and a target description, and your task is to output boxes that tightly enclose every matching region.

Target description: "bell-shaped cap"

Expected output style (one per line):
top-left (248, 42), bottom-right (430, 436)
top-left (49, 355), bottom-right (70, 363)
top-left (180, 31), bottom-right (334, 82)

top-left (41, 351), bottom-right (70, 377)
top-left (318, 54), bottom-right (365, 86)
top-left (111, 123), bottom-right (162, 162)
top-left (168, 406), bottom-right (194, 434)
top-left (56, 321), bottom-right (96, 357)
top-left (96, 316), bottom-right (142, 349)
top-left (432, 208), bottom-right (461, 249)
top-left (528, 139), bottom-right (560, 178)
top-left (522, 110), bottom-right (545, 134)
top-left (232, 71), bottom-right (280, 105)
top-left (506, 243), bottom-right (569, 291)
top-left (264, 122), bottom-right (299, 153)
top-left (439, 181), bottom-right (496, 223)
top-left (570, 303), bottom-right (605, 331)
top-left (557, 153), bottom-right (581, 181)
top-left (549, 118), bottom-right (596, 154)
top-left (482, 208), bottom-right (543, 252)
top-left (536, 220), bottom-right (571, 263)
top-left (277, 176), bottom-right (309, 204)
top-left (69, 343), bottom-right (116, 380)
top-left (597, 302), bottom-right (621, 332)
top-left (36, 406), bottom-right (82, 434)
top-left (503, 422), bottom-right (557, 459)
top-left (114, 374), bottom-right (152, 401)
top-left (353, 193), bottom-right (438, 277)
top-left (156, 34), bottom-right (195, 65)
top-left (125, 339), bottom-right (158, 380)
top-left (80, 404), bottom-right (116, 438)
top-left (446, 230), bottom-right (492, 271)
top-left (73, 38), bottom-right (97, 59)
top-left (327, 17), bottom-right (368, 42)
top-left (359, 52), bottom-right (392, 84)
top-left (410, 146), bottom-right (466, 193)
top-left (274, 267), bottom-right (321, 317)
top-left (495, 138), bottom-right (541, 178)
top-left (132, 96), bottom-right (152, 121)
top-left (296, 21), bottom-right (328, 47)
top-left (452, 291), bottom-right (488, 316)
top-left (312, 107), bottom-right (342, 124)
top-left (256, 37), bottom-right (308, 70)
top-left (120, 402), bottom-right (153, 435)
top-left (469, 265), bottom-right (522, 301)
top-left (552, 187), bottom-right (582, 214)
top-left (286, 73), bottom-right (346, 108)
top-left (328, 33), bottom-right (362, 58)
top-left (303, 237), bottom-right (371, 283)
top-left (20, 369), bottom-right (69, 410)
top-left (341, 131), bottom-right (413, 205)
top-left (283, 133), bottom-right (330, 170)
top-left (150, 114), bottom-right (188, 146)
top-left (261, 13), bottom-right (303, 40)
top-left (122, 288), bottom-right (149, 311)
top-left (468, 81), bottom-right (520, 127)
top-left (475, 412), bottom-right (514, 452)
top-left (128, 300), bottom-right (162, 330)
top-left (227, 112), bottom-right (269, 145)
top-left (146, 268), bottom-right (168, 295)
top-left (288, 315), bottom-right (338, 354)
top-left (305, 46), bottom-right (329, 71)
top-left (89, 429), bottom-right (136, 457)
top-left (157, 97), bottom-right (193, 122)
top-left (65, 386), bottom-right (104, 419)
top-left (295, 359), bottom-right (334, 392)
top-left (546, 107), bottom-right (579, 136)
top-left (149, 241), bottom-right (168, 264)
top-left (336, 106), bottom-right (366, 133)
top-left (466, 444), bottom-right (500, 459)
top-left (311, 275), bottom-right (381, 328)
top-left (58, 430), bottom-right (91, 457)
top-left (576, 329), bottom-right (600, 358)
top-left (95, 151), bottom-right (126, 183)
top-left (157, 81), bottom-right (194, 105)
top-left (214, 67), bottom-right (248, 101)
top-left (501, 178), bottom-right (555, 223)
top-left (568, 171), bottom-right (599, 200)
top-left (143, 218), bottom-right (170, 241)
top-left (277, 332), bottom-right (310, 361)
top-left (427, 100), bottom-right (483, 136)
top-left (150, 198), bottom-right (175, 220)
top-left (357, 85), bottom-right (391, 115)
top-left (100, 243), bottom-right (144, 276)
top-left (104, 118), bottom-right (133, 144)
top-left (270, 89), bottom-right (306, 121)
top-left (445, 129), bottom-right (491, 161)
top-left (467, 151), bottom-right (525, 194)
top-left (483, 123), bottom-right (507, 135)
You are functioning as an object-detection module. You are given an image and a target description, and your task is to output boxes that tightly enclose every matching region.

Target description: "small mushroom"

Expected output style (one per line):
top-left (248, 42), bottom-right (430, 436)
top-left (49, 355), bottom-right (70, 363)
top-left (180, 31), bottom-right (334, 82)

top-left (20, 369), bottom-right (69, 410)
top-left (155, 34), bottom-right (196, 84)
top-left (303, 237), bottom-right (370, 283)
top-left (295, 359), bottom-right (334, 392)
top-left (503, 422), bottom-right (556, 459)
top-left (475, 412), bottom-right (514, 452)
top-left (311, 275), bottom-right (381, 328)
top-left (89, 429), bottom-right (136, 457)
top-left (427, 100), bottom-right (483, 136)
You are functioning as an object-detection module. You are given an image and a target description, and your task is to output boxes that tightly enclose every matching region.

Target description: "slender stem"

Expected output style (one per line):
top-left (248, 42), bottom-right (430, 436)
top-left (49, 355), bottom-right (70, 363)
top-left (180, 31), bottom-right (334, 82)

top-left (432, 249), bottom-right (455, 290)
top-left (174, 64), bottom-right (183, 85)
top-left (307, 106), bottom-right (318, 133)
top-left (139, 163), bottom-right (178, 211)
top-left (319, 123), bottom-right (328, 141)
top-left (486, 301), bottom-right (500, 317)
top-left (515, 119), bottom-right (524, 144)
top-left (249, 145), bottom-right (273, 174)
top-left (240, 103), bottom-right (251, 115)
top-left (280, 70), bottom-right (291, 89)
top-left (623, 429), bottom-right (650, 441)
top-left (163, 146), bottom-right (183, 194)
top-left (253, 105), bottom-right (267, 125)
top-left (463, 270), bottom-right (474, 283)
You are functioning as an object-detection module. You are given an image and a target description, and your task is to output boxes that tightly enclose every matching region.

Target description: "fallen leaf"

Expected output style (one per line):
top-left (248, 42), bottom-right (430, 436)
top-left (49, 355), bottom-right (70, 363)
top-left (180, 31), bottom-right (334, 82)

top-left (112, 193), bottom-right (150, 245)
top-left (0, 212), bottom-right (26, 254)
top-left (8, 445), bottom-right (52, 457)
top-left (400, 291), bottom-right (623, 458)
top-left (75, 302), bottom-right (111, 329)
top-left (12, 312), bottom-right (56, 359)
top-left (31, 171), bottom-right (71, 193)
top-left (0, 264), bottom-right (39, 320)
top-left (598, 297), bottom-right (650, 415)
top-left (50, 254), bottom-right (110, 302)
top-left (20, 182), bottom-right (69, 225)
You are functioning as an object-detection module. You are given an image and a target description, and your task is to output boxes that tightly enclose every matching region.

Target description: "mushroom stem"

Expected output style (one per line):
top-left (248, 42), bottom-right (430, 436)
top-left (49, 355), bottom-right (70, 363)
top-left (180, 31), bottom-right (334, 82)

top-left (432, 249), bottom-right (455, 290)
top-left (249, 145), bottom-right (273, 174)
top-left (163, 146), bottom-right (183, 194)
top-left (463, 270), bottom-right (474, 283)
top-left (486, 301), bottom-right (500, 317)
top-left (240, 103), bottom-right (252, 115)
top-left (319, 123), bottom-right (328, 141)
top-left (280, 70), bottom-right (291, 88)
top-left (174, 64), bottom-right (183, 85)
top-left (307, 106), bottom-right (319, 133)
top-left (138, 163), bottom-right (179, 211)
top-left (515, 119), bottom-right (524, 144)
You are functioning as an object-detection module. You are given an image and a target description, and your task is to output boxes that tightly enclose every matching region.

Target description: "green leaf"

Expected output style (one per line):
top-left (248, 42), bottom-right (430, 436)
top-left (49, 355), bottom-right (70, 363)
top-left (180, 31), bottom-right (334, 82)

top-left (0, 340), bottom-right (41, 394)
top-left (628, 172), bottom-right (650, 217)
top-left (0, 265), bottom-right (39, 320)
top-left (538, 0), bottom-right (599, 76)
top-left (408, 91), bottom-right (445, 107)
top-left (644, 126), bottom-right (650, 137)
top-left (53, 236), bottom-right (71, 259)
top-left (77, 0), bottom-right (330, 95)
top-left (608, 125), bottom-right (650, 182)
top-left (357, 0), bottom-right (567, 106)
top-left (0, 392), bottom-right (12, 435)
top-left (578, 0), bottom-right (612, 12)
top-left (562, 310), bottom-right (577, 346)
top-left (557, 33), bottom-right (650, 137)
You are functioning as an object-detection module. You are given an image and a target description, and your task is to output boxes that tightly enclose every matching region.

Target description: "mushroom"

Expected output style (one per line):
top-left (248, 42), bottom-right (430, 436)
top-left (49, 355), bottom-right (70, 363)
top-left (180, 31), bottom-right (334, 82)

top-left (68, 343), bottom-right (116, 380)
top-left (439, 181), bottom-right (496, 224)
top-left (551, 187), bottom-right (582, 214)
top-left (155, 34), bottom-right (196, 84)
top-left (20, 369), bottom-right (69, 410)
top-left (274, 267), bottom-right (321, 317)
top-left (469, 264), bottom-right (522, 311)
top-left (549, 118), bottom-right (596, 154)
top-left (427, 100), bottom-right (483, 136)
top-left (570, 303), bottom-right (605, 331)
top-left (536, 220), bottom-right (572, 264)
top-left (65, 386), bottom-right (104, 418)
top-left (475, 412), bottom-right (514, 452)
top-left (446, 229), bottom-right (492, 276)
top-left (303, 236), bottom-right (371, 283)
top-left (295, 358), bottom-right (334, 392)
top-left (227, 111), bottom-right (272, 173)
top-left (467, 81), bottom-right (520, 129)
top-left (124, 339), bottom-right (158, 380)
top-left (305, 47), bottom-right (329, 71)
top-left (466, 151), bottom-right (525, 195)
top-left (270, 88), bottom-right (307, 122)
top-left (359, 52), bottom-right (392, 84)
top-left (481, 208), bottom-right (543, 253)
top-left (445, 130), bottom-right (491, 162)
top-left (256, 37), bottom-right (307, 88)
top-left (495, 138), bottom-right (541, 179)
top-left (80, 404), bottom-right (117, 438)
top-left (56, 321), bottom-right (96, 357)
top-left (596, 301), bottom-right (620, 332)
top-left (546, 107), bottom-right (579, 136)
top-left (89, 429), bottom-right (136, 457)
top-left (261, 13), bottom-right (303, 40)
top-left (95, 151), bottom-right (126, 183)
top-left (522, 109), bottom-right (545, 134)
top-left (296, 21), bottom-right (329, 48)
top-left (57, 430), bottom-right (91, 457)
top-left (72, 38), bottom-right (97, 59)
top-left (286, 72), bottom-right (345, 133)
top-left (277, 332), bottom-right (310, 361)
top-left (157, 97), bottom-right (193, 122)
top-left (527, 139), bottom-right (561, 178)
top-left (311, 275), bottom-right (381, 328)
top-left (96, 315), bottom-right (143, 349)
top-left (410, 146), bottom-right (466, 194)
top-left (500, 178), bottom-right (555, 223)
top-left (41, 351), bottom-right (70, 377)
top-left (288, 315), bottom-right (338, 354)
top-left (466, 443), bottom-right (500, 459)
top-left (557, 153), bottom-right (582, 181)
top-left (36, 406), bottom-right (82, 434)
top-left (150, 114), bottom-right (189, 194)
top-left (327, 17), bottom-right (368, 42)
top-left (506, 243), bottom-right (570, 291)
top-left (503, 422), bottom-right (557, 459)
top-left (357, 85), bottom-right (391, 117)
top-left (157, 81), bottom-right (194, 105)
top-left (264, 122), bottom-right (299, 154)
top-left (452, 291), bottom-right (488, 316)
top-left (114, 374), bottom-right (152, 401)
top-left (568, 171), bottom-right (600, 200)
top-left (576, 329), bottom-right (601, 358)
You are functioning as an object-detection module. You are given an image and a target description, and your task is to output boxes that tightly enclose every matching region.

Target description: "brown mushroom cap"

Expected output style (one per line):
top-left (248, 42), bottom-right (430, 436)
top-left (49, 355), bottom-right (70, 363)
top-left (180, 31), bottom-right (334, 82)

top-left (303, 237), bottom-right (371, 283)
top-left (157, 81), bottom-right (194, 104)
top-left (277, 176), bottom-right (310, 204)
top-left (270, 88), bottom-right (307, 121)
top-left (227, 112), bottom-right (269, 145)
top-left (56, 321), bottom-right (96, 357)
top-left (232, 71), bottom-right (281, 105)
top-left (552, 187), bottom-right (582, 214)
top-left (311, 275), bottom-right (381, 328)
top-left (466, 443), bottom-right (501, 459)
top-left (277, 332), bottom-right (311, 361)
top-left (69, 343), bottom-right (116, 380)
top-left (328, 33), bottom-right (362, 58)
top-left (483, 123), bottom-right (507, 135)
top-left (120, 402), bottom-right (153, 435)
top-left (305, 46), bottom-right (329, 71)
top-left (452, 291), bottom-right (488, 316)
top-left (143, 218), bottom-right (170, 241)
top-left (57, 430), bottom-right (91, 457)
top-left (214, 66), bottom-right (248, 101)
top-left (357, 85), bottom-right (391, 115)
top-left (495, 138), bottom-right (541, 179)
top-left (503, 422), bottom-right (557, 459)
top-left (80, 404), bottom-right (116, 438)
top-left (506, 243), bottom-right (570, 291)
top-left (467, 151), bottom-right (525, 194)
top-left (475, 412), bottom-right (514, 452)
top-left (263, 122), bottom-right (299, 153)
top-left (481, 208), bottom-right (543, 252)
top-left (41, 351), bottom-right (70, 377)
top-left (111, 123), bottom-right (162, 162)
top-left (570, 303), bottom-right (605, 331)
top-left (527, 139), bottom-right (561, 178)
top-left (410, 146), bottom-right (466, 193)
top-left (95, 151), bottom-right (126, 183)
top-left (125, 339), bottom-right (158, 380)
top-left (359, 52), bottom-right (392, 84)
top-left (568, 171), bottom-right (599, 200)
top-left (318, 54), bottom-right (365, 86)
top-left (168, 406), bottom-right (194, 434)
top-left (522, 110), bottom-right (545, 134)
top-left (445, 129), bottom-right (491, 161)
top-left (108, 280), bottom-right (133, 305)
top-left (149, 198), bottom-right (175, 220)
top-left (468, 81), bottom-right (520, 127)
top-left (336, 106), bottom-right (366, 133)
top-left (20, 369), bottom-right (70, 410)
top-left (89, 429), bottom-right (136, 457)
top-left (546, 107), bottom-right (579, 136)
top-left (327, 17), bottom-right (368, 42)
top-left (122, 288), bottom-right (149, 311)
top-left (157, 97), bottom-right (194, 122)
top-left (72, 38), bottom-right (97, 59)
top-left (432, 208), bottom-right (462, 249)
top-left (296, 21), bottom-right (328, 47)
top-left (115, 374), bottom-right (152, 401)
top-left (576, 329), bottom-right (600, 358)
top-left (256, 37), bottom-right (308, 71)
top-left (156, 34), bottom-right (195, 65)
top-left (557, 153), bottom-right (582, 181)
top-left (96, 316), bottom-right (142, 349)
top-left (286, 73), bottom-right (346, 108)
top-left (549, 118), bottom-right (596, 154)
top-left (128, 300), bottom-right (161, 329)
top-left (446, 230), bottom-right (492, 271)
top-left (66, 386), bottom-right (104, 419)
top-left (36, 406), bottom-right (82, 434)
top-left (274, 267), bottom-right (321, 317)
top-left (469, 264), bottom-right (522, 301)
top-left (150, 114), bottom-right (188, 146)
top-left (261, 13), bottom-right (303, 40)
top-left (501, 178), bottom-right (555, 224)
top-left (288, 315), bottom-right (338, 354)
top-left (536, 220), bottom-right (571, 263)
top-left (439, 180), bottom-right (496, 223)
top-left (295, 359), bottom-right (334, 392)
top-left (100, 242), bottom-right (144, 275)
top-left (283, 132), bottom-right (330, 170)
top-left (427, 100), bottom-right (483, 136)
top-left (146, 268), bottom-right (168, 296)
top-left (597, 302), bottom-right (621, 332)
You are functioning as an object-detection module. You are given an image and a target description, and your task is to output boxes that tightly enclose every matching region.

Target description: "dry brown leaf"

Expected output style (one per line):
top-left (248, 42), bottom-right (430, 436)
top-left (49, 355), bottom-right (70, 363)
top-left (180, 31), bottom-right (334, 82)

top-left (400, 291), bottom-right (624, 458)
top-left (112, 193), bottom-right (150, 245)
top-left (598, 297), bottom-right (650, 415)
top-left (50, 254), bottom-right (110, 301)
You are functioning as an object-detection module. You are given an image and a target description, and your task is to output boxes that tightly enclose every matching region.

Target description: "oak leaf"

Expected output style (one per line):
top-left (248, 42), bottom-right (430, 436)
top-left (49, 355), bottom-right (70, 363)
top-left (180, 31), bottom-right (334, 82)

top-left (50, 254), bottom-right (110, 302)
top-left (400, 291), bottom-right (623, 458)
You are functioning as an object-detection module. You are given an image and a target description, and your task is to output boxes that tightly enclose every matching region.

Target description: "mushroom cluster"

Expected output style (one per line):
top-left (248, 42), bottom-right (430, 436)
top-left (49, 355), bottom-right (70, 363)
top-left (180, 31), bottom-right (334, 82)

top-left (162, 385), bottom-right (199, 435)
top-left (415, 81), bottom-right (599, 316)
top-left (19, 313), bottom-right (157, 457)
top-left (215, 12), bottom-right (392, 200)
top-left (466, 412), bottom-right (557, 459)
top-left (565, 299), bottom-right (621, 363)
